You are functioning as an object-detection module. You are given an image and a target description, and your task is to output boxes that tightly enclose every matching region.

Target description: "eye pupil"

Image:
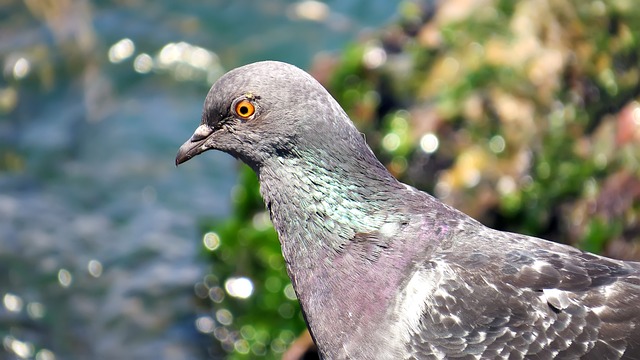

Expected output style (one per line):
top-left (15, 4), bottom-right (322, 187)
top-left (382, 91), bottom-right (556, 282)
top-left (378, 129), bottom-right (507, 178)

top-left (240, 106), bottom-right (248, 114)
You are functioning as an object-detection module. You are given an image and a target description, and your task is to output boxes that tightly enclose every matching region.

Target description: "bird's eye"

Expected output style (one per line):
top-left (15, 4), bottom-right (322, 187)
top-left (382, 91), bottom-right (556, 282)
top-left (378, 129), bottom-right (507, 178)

top-left (234, 100), bottom-right (255, 119)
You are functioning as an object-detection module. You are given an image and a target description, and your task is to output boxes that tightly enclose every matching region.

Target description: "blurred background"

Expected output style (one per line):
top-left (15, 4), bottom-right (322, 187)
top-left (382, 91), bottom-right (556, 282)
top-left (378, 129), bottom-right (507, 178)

top-left (1, 0), bottom-right (639, 359)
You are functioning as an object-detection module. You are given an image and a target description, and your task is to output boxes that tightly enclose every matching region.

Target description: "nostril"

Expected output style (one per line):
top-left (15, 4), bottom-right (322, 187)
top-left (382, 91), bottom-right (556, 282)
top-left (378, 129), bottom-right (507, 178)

top-left (190, 124), bottom-right (213, 142)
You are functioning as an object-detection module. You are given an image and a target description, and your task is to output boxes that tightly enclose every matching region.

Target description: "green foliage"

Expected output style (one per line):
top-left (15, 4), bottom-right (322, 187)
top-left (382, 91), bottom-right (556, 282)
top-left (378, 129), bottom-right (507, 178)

top-left (581, 217), bottom-right (623, 254)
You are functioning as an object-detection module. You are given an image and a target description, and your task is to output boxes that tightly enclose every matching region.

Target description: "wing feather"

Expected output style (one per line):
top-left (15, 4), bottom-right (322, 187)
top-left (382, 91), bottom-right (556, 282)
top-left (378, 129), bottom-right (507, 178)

top-left (405, 225), bottom-right (640, 359)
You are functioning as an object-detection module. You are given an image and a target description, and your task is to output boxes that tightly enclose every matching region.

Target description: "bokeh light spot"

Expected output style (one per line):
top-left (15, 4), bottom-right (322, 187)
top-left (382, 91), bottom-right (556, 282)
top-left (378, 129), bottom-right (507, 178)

top-left (434, 180), bottom-right (451, 199)
top-left (87, 259), bottom-right (103, 278)
top-left (252, 342), bottom-right (267, 356)
top-left (288, 0), bottom-right (330, 22)
top-left (420, 133), bottom-right (439, 154)
top-left (108, 38), bottom-right (135, 63)
top-left (234, 339), bottom-right (250, 354)
top-left (195, 315), bottom-right (215, 333)
top-left (283, 283), bottom-right (297, 300)
top-left (280, 329), bottom-right (296, 343)
top-left (463, 168), bottom-right (481, 188)
top-left (215, 309), bottom-right (233, 326)
top-left (594, 153), bottom-right (608, 169)
top-left (224, 277), bottom-right (254, 299)
top-left (213, 326), bottom-right (229, 341)
top-left (188, 47), bottom-right (214, 69)
top-left (209, 286), bottom-right (225, 303)
top-left (57, 269), bottom-right (72, 288)
top-left (203, 232), bottom-right (221, 251)
top-left (382, 133), bottom-right (401, 152)
top-left (209, 286), bottom-right (224, 303)
top-left (133, 53), bottom-right (153, 73)
top-left (0, 87), bottom-right (18, 113)
top-left (35, 349), bottom-right (55, 360)
top-left (363, 44), bottom-right (387, 69)
top-left (4, 336), bottom-right (34, 359)
top-left (252, 211), bottom-right (272, 231)
top-left (497, 176), bottom-right (516, 195)
top-left (489, 135), bottom-right (506, 153)
top-left (27, 302), bottom-right (45, 319)
top-left (3, 293), bottom-right (23, 312)
top-left (194, 282), bottom-right (208, 299)
top-left (204, 274), bottom-right (219, 288)
top-left (270, 338), bottom-right (287, 353)
top-left (240, 325), bottom-right (256, 340)
top-left (13, 58), bottom-right (30, 79)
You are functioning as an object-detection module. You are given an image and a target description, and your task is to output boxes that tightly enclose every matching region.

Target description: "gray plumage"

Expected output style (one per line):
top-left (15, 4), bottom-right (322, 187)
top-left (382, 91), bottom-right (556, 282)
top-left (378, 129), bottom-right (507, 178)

top-left (176, 61), bottom-right (640, 359)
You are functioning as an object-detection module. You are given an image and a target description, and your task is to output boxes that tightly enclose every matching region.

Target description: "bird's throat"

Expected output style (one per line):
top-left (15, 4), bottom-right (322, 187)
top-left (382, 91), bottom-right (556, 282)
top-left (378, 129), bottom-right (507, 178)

top-left (258, 153), bottom-right (399, 263)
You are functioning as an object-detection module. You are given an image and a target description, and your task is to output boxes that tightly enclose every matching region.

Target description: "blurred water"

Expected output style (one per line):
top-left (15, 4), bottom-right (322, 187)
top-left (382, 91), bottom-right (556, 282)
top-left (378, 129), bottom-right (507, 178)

top-left (0, 0), bottom-right (398, 358)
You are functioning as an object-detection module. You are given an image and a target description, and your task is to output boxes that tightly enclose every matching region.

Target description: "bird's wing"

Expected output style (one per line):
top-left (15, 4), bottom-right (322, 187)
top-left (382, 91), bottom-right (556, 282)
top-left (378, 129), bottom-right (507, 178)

top-left (403, 227), bottom-right (640, 359)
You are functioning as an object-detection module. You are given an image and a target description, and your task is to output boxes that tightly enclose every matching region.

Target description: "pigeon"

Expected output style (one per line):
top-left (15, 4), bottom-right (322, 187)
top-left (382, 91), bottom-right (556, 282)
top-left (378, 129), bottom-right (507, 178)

top-left (176, 61), bottom-right (640, 359)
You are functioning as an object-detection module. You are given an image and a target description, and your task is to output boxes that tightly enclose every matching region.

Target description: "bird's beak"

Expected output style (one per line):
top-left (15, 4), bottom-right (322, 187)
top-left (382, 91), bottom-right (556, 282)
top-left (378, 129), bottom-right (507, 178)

top-left (175, 124), bottom-right (214, 166)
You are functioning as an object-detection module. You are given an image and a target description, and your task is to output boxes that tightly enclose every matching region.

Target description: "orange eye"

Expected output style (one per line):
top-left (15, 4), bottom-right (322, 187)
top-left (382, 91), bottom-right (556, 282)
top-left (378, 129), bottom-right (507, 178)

top-left (235, 100), bottom-right (255, 119)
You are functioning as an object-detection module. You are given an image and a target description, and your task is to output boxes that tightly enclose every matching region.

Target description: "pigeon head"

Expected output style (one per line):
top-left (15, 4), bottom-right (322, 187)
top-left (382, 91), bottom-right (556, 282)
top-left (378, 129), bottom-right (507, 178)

top-left (175, 61), bottom-right (370, 171)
